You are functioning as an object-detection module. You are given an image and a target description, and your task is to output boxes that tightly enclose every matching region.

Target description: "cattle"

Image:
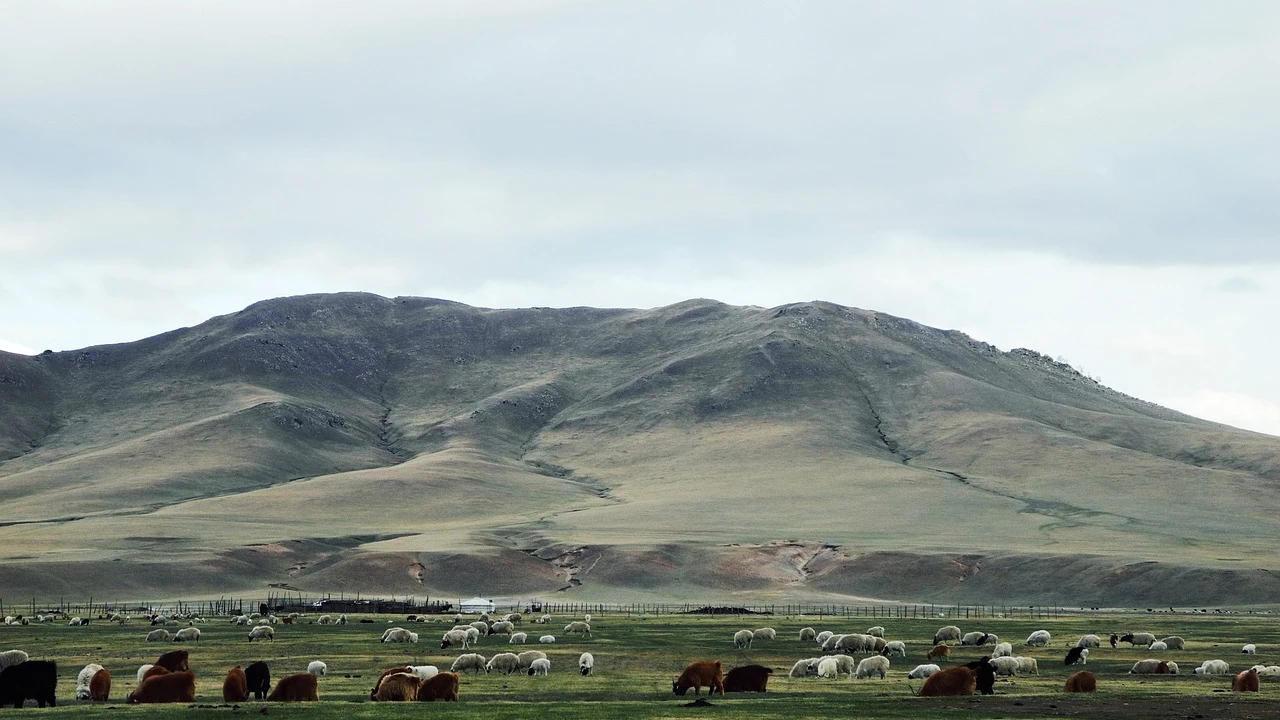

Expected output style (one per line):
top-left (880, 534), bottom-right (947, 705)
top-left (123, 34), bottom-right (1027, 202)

top-left (0, 660), bottom-right (58, 708)
top-left (673, 660), bottom-right (725, 697)
top-left (918, 657), bottom-right (995, 697)
top-left (1064, 647), bottom-right (1088, 665)
top-left (127, 670), bottom-right (196, 703)
top-left (416, 671), bottom-right (460, 702)
top-left (723, 664), bottom-right (772, 693)
top-left (267, 673), bottom-right (319, 702)
top-left (373, 672), bottom-right (421, 701)
top-left (1064, 670), bottom-right (1097, 693)
top-left (142, 665), bottom-right (170, 681)
top-left (245, 661), bottom-right (271, 700)
top-left (223, 666), bottom-right (248, 702)
top-left (154, 649), bottom-right (190, 673)
top-left (1233, 668), bottom-right (1260, 693)
top-left (89, 667), bottom-right (111, 701)
top-left (369, 666), bottom-right (414, 699)
top-left (926, 644), bottom-right (951, 662)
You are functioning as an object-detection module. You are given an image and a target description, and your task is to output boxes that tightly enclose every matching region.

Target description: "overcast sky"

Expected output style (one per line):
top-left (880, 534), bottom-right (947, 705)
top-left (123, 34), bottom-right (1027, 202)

top-left (2, 1), bottom-right (1278, 436)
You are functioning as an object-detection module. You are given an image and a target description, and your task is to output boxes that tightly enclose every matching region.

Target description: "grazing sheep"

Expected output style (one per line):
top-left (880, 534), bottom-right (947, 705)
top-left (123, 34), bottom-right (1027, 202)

top-left (223, 666), bottom-right (248, 702)
top-left (1025, 630), bottom-right (1051, 647)
top-left (450, 654), bottom-right (487, 674)
top-left (564, 621), bottom-right (592, 638)
top-left (836, 633), bottom-right (875, 654)
top-left (76, 663), bottom-right (106, 700)
top-left (882, 641), bottom-right (907, 657)
top-left (146, 629), bottom-right (171, 642)
top-left (855, 655), bottom-right (890, 679)
top-left (673, 660), bottom-right (725, 696)
top-left (584, 614), bottom-right (592, 623)
top-left (989, 656), bottom-right (1021, 676)
top-left (441, 629), bottom-right (471, 649)
top-left (733, 630), bottom-right (754, 649)
top-left (815, 630), bottom-right (835, 645)
top-left (1241, 644), bottom-right (1257, 655)
top-left (961, 632), bottom-right (989, 646)
top-left (248, 625), bottom-right (275, 641)
top-left (504, 613), bottom-right (523, 624)
top-left (932, 625), bottom-right (962, 646)
top-left (382, 628), bottom-right (418, 644)
top-left (488, 621), bottom-right (515, 636)
top-left (1130, 659), bottom-right (1174, 674)
top-left (821, 634), bottom-right (843, 653)
top-left (1252, 665), bottom-right (1280, 677)
top-left (992, 642), bottom-right (1014, 658)
top-left (1120, 632), bottom-right (1156, 647)
top-left (926, 644), bottom-right (951, 662)
top-left (68, 616), bottom-right (88, 626)
top-left (509, 632), bottom-right (528, 644)
top-left (417, 671), bottom-right (460, 702)
top-left (172, 627), bottom-right (201, 642)
top-left (539, 635), bottom-right (556, 644)
top-left (579, 653), bottom-right (594, 676)
top-left (1149, 641), bottom-right (1169, 651)
top-left (516, 651), bottom-right (547, 670)
top-left (908, 663), bottom-right (940, 679)
top-left (336, 614), bottom-right (348, 625)
top-left (1064, 647), bottom-right (1089, 665)
top-left (1161, 636), bottom-right (1186, 650)
top-left (528, 658), bottom-right (551, 676)
top-left (1064, 670), bottom-right (1097, 692)
top-left (1077, 634), bottom-right (1101, 648)
top-left (1233, 668), bottom-right (1259, 692)
top-left (307, 661), bottom-right (327, 676)
top-left (1194, 659), bottom-right (1230, 675)
top-left (469, 621), bottom-right (490, 637)
top-left (790, 658), bottom-right (820, 678)
top-left (536, 614), bottom-right (552, 624)
top-left (724, 664), bottom-right (772, 692)
top-left (316, 615), bottom-right (332, 625)
top-left (486, 653), bottom-right (522, 675)
top-left (865, 626), bottom-right (884, 638)
top-left (373, 672), bottom-right (420, 702)
top-left (0, 651), bottom-right (28, 673)
top-left (1014, 656), bottom-right (1039, 675)
top-left (799, 627), bottom-right (817, 642)
top-left (408, 665), bottom-right (439, 680)
top-left (753, 627), bottom-right (776, 641)
top-left (232, 615), bottom-right (250, 626)
top-left (816, 657), bottom-right (840, 679)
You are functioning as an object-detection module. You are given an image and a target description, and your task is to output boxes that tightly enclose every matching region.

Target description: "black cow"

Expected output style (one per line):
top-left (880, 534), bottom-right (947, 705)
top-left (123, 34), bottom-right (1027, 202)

top-left (245, 661), bottom-right (271, 701)
top-left (0, 660), bottom-right (58, 708)
top-left (965, 657), bottom-right (996, 696)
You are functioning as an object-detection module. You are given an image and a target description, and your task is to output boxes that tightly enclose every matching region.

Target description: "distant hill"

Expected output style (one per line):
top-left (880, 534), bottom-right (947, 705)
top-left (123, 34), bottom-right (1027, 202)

top-left (1, 293), bottom-right (1278, 606)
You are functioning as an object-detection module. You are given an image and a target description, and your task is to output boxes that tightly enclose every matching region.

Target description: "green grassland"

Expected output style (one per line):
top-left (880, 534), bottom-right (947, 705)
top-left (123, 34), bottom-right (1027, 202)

top-left (1, 610), bottom-right (1277, 718)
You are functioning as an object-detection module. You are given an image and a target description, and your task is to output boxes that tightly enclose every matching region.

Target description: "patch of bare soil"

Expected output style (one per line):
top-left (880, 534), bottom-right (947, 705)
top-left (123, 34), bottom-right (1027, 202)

top-left (953, 695), bottom-right (1273, 720)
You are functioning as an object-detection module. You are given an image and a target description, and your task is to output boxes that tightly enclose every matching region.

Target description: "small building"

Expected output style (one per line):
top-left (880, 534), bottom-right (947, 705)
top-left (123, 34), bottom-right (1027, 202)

top-left (461, 596), bottom-right (496, 614)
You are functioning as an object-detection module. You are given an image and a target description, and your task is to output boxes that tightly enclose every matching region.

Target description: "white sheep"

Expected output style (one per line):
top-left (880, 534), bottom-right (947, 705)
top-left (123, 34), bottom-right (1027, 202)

top-left (1242, 644), bottom-right (1257, 655)
top-left (799, 627), bottom-right (817, 642)
top-left (991, 642), bottom-right (1014, 658)
top-left (517, 650), bottom-right (547, 670)
top-left (336, 614), bottom-right (348, 625)
top-left (815, 630), bottom-right (835, 645)
top-left (67, 617), bottom-right (85, 626)
top-left (1161, 636), bottom-right (1186, 650)
top-left (990, 656), bottom-right (1021, 676)
top-left (907, 663), bottom-right (941, 679)
top-left (584, 614), bottom-right (592, 623)
top-left (488, 621), bottom-right (515, 636)
top-left (469, 621), bottom-right (490, 637)
top-left (409, 665), bottom-right (439, 680)
top-left (539, 635), bottom-right (556, 644)
top-left (932, 625), bottom-right (962, 645)
top-left (536, 614), bottom-right (552, 624)
top-left (1194, 659), bottom-right (1230, 675)
top-left (733, 630), bottom-right (754, 649)
top-left (816, 657), bottom-right (840, 679)
top-left (231, 615), bottom-right (250, 626)
top-left (464, 627), bottom-right (481, 643)
top-left (564, 621), bottom-right (591, 638)
top-left (1129, 659), bottom-right (1171, 674)
top-left (75, 663), bottom-right (105, 700)
top-left (866, 626), bottom-right (885, 638)
top-left (1025, 630), bottom-right (1051, 647)
top-left (173, 627), bottom-right (201, 642)
top-left (145, 629), bottom-right (171, 642)
top-left (307, 661), bottom-right (327, 676)
top-left (383, 628), bottom-right (418, 644)
top-left (486, 652), bottom-right (522, 674)
top-left (0, 650), bottom-right (29, 671)
top-left (1077, 634), bottom-right (1101, 648)
top-left (1123, 632), bottom-right (1156, 647)
top-left (248, 625), bottom-right (275, 641)
top-left (135, 664), bottom-right (154, 683)
top-left (832, 655), bottom-right (856, 676)
top-left (441, 629), bottom-right (471, 649)
top-left (529, 658), bottom-right (551, 676)
top-left (855, 655), bottom-right (889, 679)
top-left (579, 652), bottom-right (594, 676)
top-left (883, 641), bottom-right (907, 657)
top-left (454, 613), bottom-right (463, 623)
top-left (1251, 665), bottom-right (1280, 677)
top-left (1014, 656), bottom-right (1039, 675)
top-left (754, 627), bottom-right (776, 641)
top-left (316, 615), bottom-right (332, 625)
top-left (790, 658), bottom-right (820, 677)
top-left (450, 653), bottom-right (487, 674)
top-left (510, 632), bottom-right (528, 644)
top-left (1149, 641), bottom-right (1168, 652)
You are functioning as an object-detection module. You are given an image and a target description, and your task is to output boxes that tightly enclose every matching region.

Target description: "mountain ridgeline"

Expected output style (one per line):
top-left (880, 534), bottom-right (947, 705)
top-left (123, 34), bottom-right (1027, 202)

top-left (1, 293), bottom-right (1278, 606)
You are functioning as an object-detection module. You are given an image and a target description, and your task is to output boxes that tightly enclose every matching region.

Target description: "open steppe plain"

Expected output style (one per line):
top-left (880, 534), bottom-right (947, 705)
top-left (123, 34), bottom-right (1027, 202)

top-left (2, 608), bottom-right (1278, 719)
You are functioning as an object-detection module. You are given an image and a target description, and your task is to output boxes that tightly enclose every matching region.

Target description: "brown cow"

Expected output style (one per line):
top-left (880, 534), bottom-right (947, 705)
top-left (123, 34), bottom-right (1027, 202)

top-left (373, 672), bottom-right (421, 701)
top-left (89, 668), bottom-right (111, 701)
top-left (1064, 670), bottom-right (1097, 693)
top-left (369, 666), bottom-right (414, 699)
top-left (926, 644), bottom-right (951, 662)
top-left (267, 673), bottom-right (318, 702)
top-left (142, 666), bottom-right (170, 681)
top-left (723, 664), bottom-right (772, 693)
top-left (127, 670), bottom-right (196, 703)
top-left (222, 666), bottom-right (248, 702)
top-left (153, 650), bottom-right (189, 673)
top-left (673, 660), bottom-right (725, 697)
top-left (919, 666), bottom-right (976, 696)
top-left (416, 671), bottom-right (460, 702)
top-left (1233, 668), bottom-right (1260, 693)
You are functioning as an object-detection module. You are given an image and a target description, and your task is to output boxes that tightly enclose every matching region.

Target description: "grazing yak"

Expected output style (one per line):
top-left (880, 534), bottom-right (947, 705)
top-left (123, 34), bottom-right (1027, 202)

top-left (673, 660), bottom-right (725, 696)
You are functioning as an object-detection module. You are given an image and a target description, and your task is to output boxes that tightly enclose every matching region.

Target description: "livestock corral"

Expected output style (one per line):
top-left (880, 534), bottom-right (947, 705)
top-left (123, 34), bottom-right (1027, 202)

top-left (1, 608), bottom-right (1278, 718)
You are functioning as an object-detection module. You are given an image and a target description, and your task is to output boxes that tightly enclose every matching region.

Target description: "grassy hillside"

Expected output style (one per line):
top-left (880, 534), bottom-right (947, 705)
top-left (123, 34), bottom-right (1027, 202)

top-left (0, 293), bottom-right (1277, 604)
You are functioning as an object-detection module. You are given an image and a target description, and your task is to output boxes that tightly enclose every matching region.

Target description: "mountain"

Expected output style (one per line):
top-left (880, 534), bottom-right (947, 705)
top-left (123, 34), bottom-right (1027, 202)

top-left (1, 293), bottom-right (1277, 606)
